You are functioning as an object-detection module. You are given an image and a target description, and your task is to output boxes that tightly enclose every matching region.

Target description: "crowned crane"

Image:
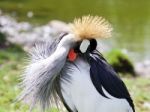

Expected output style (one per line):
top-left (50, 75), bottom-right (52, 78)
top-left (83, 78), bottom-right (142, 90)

top-left (18, 15), bottom-right (135, 112)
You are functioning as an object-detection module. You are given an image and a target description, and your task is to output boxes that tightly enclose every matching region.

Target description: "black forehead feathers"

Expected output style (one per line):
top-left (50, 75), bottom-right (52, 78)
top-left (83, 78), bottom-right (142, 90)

top-left (87, 39), bottom-right (97, 52)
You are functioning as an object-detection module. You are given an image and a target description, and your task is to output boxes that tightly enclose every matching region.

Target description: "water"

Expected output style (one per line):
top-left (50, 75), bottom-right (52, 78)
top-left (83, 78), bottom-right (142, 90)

top-left (0, 0), bottom-right (150, 62)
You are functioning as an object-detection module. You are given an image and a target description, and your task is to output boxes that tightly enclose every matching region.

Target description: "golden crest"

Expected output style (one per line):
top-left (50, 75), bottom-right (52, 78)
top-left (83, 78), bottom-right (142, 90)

top-left (70, 15), bottom-right (112, 39)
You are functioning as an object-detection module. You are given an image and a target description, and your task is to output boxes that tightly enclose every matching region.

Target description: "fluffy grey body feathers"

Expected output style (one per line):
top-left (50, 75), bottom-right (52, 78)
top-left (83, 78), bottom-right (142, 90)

top-left (19, 37), bottom-right (69, 111)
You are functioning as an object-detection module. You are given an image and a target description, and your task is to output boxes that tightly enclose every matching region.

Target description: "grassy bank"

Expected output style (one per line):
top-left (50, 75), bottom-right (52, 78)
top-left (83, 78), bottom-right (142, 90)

top-left (0, 47), bottom-right (150, 112)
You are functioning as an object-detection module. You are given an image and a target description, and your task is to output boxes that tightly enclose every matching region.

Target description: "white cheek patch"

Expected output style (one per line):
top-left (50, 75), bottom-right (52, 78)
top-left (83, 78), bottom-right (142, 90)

top-left (79, 39), bottom-right (90, 53)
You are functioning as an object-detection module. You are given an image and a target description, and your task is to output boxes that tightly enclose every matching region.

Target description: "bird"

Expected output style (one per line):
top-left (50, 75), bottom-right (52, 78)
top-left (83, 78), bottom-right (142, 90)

top-left (18, 15), bottom-right (135, 112)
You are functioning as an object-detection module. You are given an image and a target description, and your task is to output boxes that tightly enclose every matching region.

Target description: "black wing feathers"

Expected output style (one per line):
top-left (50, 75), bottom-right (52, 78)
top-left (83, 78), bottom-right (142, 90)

top-left (89, 51), bottom-right (135, 112)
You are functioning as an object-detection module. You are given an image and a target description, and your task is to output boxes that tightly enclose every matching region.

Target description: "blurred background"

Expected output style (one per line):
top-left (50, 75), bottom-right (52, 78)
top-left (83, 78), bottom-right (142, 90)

top-left (0, 0), bottom-right (150, 112)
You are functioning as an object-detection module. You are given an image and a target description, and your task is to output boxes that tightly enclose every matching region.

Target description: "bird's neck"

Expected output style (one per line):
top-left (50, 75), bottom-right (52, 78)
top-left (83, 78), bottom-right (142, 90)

top-left (54, 45), bottom-right (70, 60)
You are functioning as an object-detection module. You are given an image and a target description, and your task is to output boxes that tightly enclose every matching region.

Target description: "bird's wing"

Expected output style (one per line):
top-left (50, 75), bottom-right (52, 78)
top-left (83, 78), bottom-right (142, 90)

top-left (18, 34), bottom-right (68, 112)
top-left (89, 50), bottom-right (135, 112)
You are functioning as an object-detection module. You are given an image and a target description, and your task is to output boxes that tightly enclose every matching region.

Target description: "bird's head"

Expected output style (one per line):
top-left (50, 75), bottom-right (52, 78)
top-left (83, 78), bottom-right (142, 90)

top-left (56, 15), bottom-right (112, 61)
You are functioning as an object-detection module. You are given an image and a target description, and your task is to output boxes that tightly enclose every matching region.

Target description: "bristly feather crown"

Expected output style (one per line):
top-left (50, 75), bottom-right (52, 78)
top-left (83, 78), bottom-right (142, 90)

top-left (70, 15), bottom-right (112, 39)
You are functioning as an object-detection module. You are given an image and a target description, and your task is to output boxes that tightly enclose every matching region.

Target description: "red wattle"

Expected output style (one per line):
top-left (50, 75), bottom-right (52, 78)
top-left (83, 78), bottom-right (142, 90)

top-left (68, 49), bottom-right (77, 61)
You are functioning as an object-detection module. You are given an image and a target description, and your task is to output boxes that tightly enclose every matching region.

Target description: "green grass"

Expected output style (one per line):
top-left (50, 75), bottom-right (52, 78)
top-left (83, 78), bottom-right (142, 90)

top-left (0, 46), bottom-right (27, 112)
top-left (0, 47), bottom-right (150, 112)
top-left (123, 77), bottom-right (150, 112)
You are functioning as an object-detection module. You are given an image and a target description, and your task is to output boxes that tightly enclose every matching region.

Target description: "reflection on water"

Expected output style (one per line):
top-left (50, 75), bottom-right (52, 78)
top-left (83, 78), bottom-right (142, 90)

top-left (0, 0), bottom-right (150, 61)
top-left (101, 0), bottom-right (150, 62)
